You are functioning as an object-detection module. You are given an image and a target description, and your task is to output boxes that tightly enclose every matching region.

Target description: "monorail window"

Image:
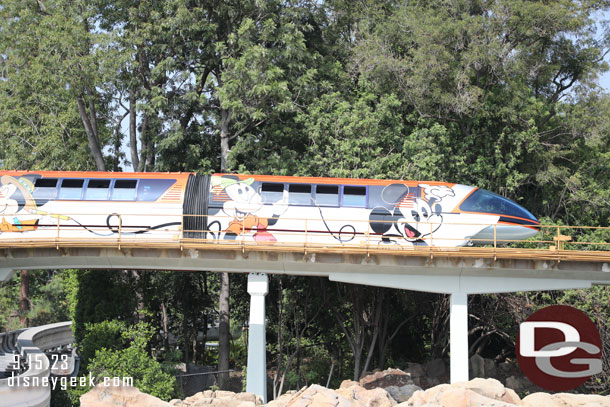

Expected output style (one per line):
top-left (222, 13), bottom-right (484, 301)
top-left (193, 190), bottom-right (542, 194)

top-left (137, 179), bottom-right (176, 201)
top-left (459, 189), bottom-right (537, 221)
top-left (261, 183), bottom-right (283, 203)
top-left (85, 179), bottom-right (110, 200)
top-left (315, 185), bottom-right (339, 206)
top-left (111, 180), bottom-right (137, 200)
top-left (58, 179), bottom-right (84, 200)
top-left (33, 178), bottom-right (58, 200)
top-left (342, 186), bottom-right (367, 207)
top-left (288, 184), bottom-right (312, 205)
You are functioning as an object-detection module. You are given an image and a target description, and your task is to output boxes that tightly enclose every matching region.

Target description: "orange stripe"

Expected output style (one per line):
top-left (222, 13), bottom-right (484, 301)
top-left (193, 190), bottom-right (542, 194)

top-left (213, 173), bottom-right (456, 187)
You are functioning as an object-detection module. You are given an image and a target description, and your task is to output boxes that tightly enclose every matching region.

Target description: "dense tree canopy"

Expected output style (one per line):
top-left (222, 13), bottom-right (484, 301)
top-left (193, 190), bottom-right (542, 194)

top-left (1, 0), bottom-right (610, 403)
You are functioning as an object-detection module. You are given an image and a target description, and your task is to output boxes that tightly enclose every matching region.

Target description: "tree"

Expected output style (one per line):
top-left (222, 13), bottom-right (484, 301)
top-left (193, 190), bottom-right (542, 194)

top-left (0, 0), bottom-right (115, 170)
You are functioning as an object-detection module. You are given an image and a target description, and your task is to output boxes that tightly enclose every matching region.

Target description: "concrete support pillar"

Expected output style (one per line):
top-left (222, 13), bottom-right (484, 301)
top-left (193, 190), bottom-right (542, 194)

top-left (450, 292), bottom-right (469, 383)
top-left (246, 273), bottom-right (268, 402)
top-left (0, 269), bottom-right (15, 282)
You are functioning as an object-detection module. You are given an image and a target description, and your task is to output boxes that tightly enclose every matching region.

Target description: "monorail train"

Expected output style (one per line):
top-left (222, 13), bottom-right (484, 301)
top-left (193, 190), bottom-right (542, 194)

top-left (0, 171), bottom-right (539, 247)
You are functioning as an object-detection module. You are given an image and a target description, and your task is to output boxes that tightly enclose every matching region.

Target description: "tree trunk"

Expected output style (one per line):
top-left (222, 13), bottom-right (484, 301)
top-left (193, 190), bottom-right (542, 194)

top-left (220, 109), bottom-right (231, 172)
top-left (19, 270), bottom-right (29, 327)
top-left (218, 271), bottom-right (230, 387)
top-left (218, 108), bottom-right (231, 387)
top-left (138, 114), bottom-right (149, 172)
top-left (129, 89), bottom-right (139, 171)
top-left (76, 96), bottom-right (106, 171)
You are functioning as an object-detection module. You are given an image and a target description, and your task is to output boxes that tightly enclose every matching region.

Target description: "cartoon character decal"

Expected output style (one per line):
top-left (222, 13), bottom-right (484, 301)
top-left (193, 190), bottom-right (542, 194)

top-left (0, 175), bottom-right (40, 233)
top-left (210, 175), bottom-right (288, 242)
top-left (369, 183), bottom-right (455, 245)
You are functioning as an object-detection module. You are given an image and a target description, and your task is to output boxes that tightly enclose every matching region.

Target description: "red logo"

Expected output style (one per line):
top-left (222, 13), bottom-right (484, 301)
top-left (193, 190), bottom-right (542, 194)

top-left (516, 305), bottom-right (602, 391)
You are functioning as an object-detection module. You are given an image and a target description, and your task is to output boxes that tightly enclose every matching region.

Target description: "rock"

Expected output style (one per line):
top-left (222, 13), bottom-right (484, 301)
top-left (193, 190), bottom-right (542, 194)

top-left (402, 378), bottom-right (521, 407)
top-left (483, 358), bottom-right (496, 378)
top-left (424, 359), bottom-right (446, 379)
top-left (286, 384), bottom-right (354, 407)
top-left (384, 384), bottom-right (422, 403)
top-left (469, 354), bottom-right (485, 378)
top-left (266, 392), bottom-right (296, 407)
top-left (522, 392), bottom-right (610, 407)
top-left (403, 363), bottom-right (425, 380)
top-left (340, 380), bottom-right (360, 389)
top-left (504, 376), bottom-right (528, 393)
top-left (234, 392), bottom-right (259, 404)
top-left (456, 378), bottom-right (520, 405)
top-left (359, 369), bottom-right (412, 390)
top-left (80, 383), bottom-right (171, 407)
top-left (170, 400), bottom-right (187, 407)
top-left (336, 383), bottom-right (396, 407)
top-left (216, 391), bottom-right (237, 399)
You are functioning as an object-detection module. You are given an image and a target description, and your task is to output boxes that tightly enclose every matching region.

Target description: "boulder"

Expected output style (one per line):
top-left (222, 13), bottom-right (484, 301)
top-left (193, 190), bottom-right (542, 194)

top-left (455, 378), bottom-right (520, 405)
top-left (80, 383), bottom-right (171, 407)
top-left (469, 354), bottom-right (485, 378)
top-left (424, 359), bottom-right (446, 379)
top-left (267, 391), bottom-right (300, 407)
top-left (403, 364), bottom-right (425, 380)
top-left (286, 384), bottom-right (354, 407)
top-left (384, 384), bottom-right (422, 403)
top-left (522, 392), bottom-right (610, 407)
top-left (483, 358), bottom-right (496, 379)
top-left (360, 369), bottom-right (412, 390)
top-left (336, 383), bottom-right (396, 407)
top-left (402, 378), bottom-right (521, 407)
top-left (340, 380), bottom-right (360, 389)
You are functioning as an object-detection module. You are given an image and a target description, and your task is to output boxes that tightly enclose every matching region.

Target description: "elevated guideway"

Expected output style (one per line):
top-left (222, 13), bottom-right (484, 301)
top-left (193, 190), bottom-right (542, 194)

top-left (1, 220), bottom-right (609, 402)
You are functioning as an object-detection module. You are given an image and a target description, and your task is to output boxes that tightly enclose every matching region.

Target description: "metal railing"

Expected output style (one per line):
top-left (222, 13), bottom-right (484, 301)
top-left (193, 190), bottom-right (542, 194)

top-left (0, 213), bottom-right (609, 262)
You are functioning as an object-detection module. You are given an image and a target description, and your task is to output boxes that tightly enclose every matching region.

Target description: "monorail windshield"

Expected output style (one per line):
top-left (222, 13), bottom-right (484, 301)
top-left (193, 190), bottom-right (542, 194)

top-left (460, 189), bottom-right (537, 221)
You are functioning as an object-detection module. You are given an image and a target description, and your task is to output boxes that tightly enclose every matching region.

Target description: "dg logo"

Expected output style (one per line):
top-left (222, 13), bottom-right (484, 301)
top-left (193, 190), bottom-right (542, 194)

top-left (516, 305), bottom-right (602, 391)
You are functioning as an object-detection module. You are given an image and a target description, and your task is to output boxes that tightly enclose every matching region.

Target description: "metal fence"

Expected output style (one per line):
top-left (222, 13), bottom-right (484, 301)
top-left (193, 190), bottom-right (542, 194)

top-left (175, 369), bottom-right (244, 398)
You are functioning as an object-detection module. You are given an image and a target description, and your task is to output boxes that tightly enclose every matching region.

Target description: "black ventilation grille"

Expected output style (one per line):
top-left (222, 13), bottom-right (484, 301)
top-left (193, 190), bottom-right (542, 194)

top-left (183, 174), bottom-right (210, 239)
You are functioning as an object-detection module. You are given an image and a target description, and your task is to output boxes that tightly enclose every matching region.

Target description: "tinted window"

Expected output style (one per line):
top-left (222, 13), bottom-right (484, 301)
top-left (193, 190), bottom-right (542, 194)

top-left (85, 179), bottom-right (110, 200)
top-left (261, 183), bottom-right (283, 203)
top-left (343, 186), bottom-right (367, 207)
top-left (460, 189), bottom-right (537, 221)
top-left (288, 184), bottom-right (312, 205)
top-left (112, 180), bottom-right (137, 200)
top-left (137, 179), bottom-right (176, 201)
top-left (58, 179), bottom-right (84, 200)
top-left (315, 185), bottom-right (339, 206)
top-left (33, 178), bottom-right (58, 200)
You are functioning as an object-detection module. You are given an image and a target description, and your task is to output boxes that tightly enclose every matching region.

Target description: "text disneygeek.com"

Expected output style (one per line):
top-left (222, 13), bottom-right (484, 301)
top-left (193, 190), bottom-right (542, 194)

top-left (7, 372), bottom-right (134, 391)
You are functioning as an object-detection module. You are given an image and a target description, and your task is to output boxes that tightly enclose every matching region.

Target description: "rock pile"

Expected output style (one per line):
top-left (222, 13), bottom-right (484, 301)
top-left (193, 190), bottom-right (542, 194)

top-left (80, 383), bottom-right (172, 407)
top-left (170, 390), bottom-right (263, 407)
top-left (80, 369), bottom-right (610, 407)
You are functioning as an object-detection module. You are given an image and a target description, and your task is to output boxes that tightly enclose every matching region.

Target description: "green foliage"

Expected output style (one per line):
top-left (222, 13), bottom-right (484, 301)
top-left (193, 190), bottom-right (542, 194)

top-left (79, 320), bottom-right (126, 370)
top-left (72, 270), bottom-right (136, 344)
top-left (88, 322), bottom-right (179, 401)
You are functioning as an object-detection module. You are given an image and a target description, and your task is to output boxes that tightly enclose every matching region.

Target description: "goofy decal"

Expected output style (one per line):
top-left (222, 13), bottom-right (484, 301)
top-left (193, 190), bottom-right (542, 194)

top-left (211, 175), bottom-right (288, 242)
top-left (0, 175), bottom-right (41, 233)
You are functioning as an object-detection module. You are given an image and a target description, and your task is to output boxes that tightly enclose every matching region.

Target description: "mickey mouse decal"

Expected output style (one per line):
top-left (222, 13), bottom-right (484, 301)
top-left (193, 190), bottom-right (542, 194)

top-left (211, 175), bottom-right (289, 242)
top-left (369, 183), bottom-right (454, 245)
